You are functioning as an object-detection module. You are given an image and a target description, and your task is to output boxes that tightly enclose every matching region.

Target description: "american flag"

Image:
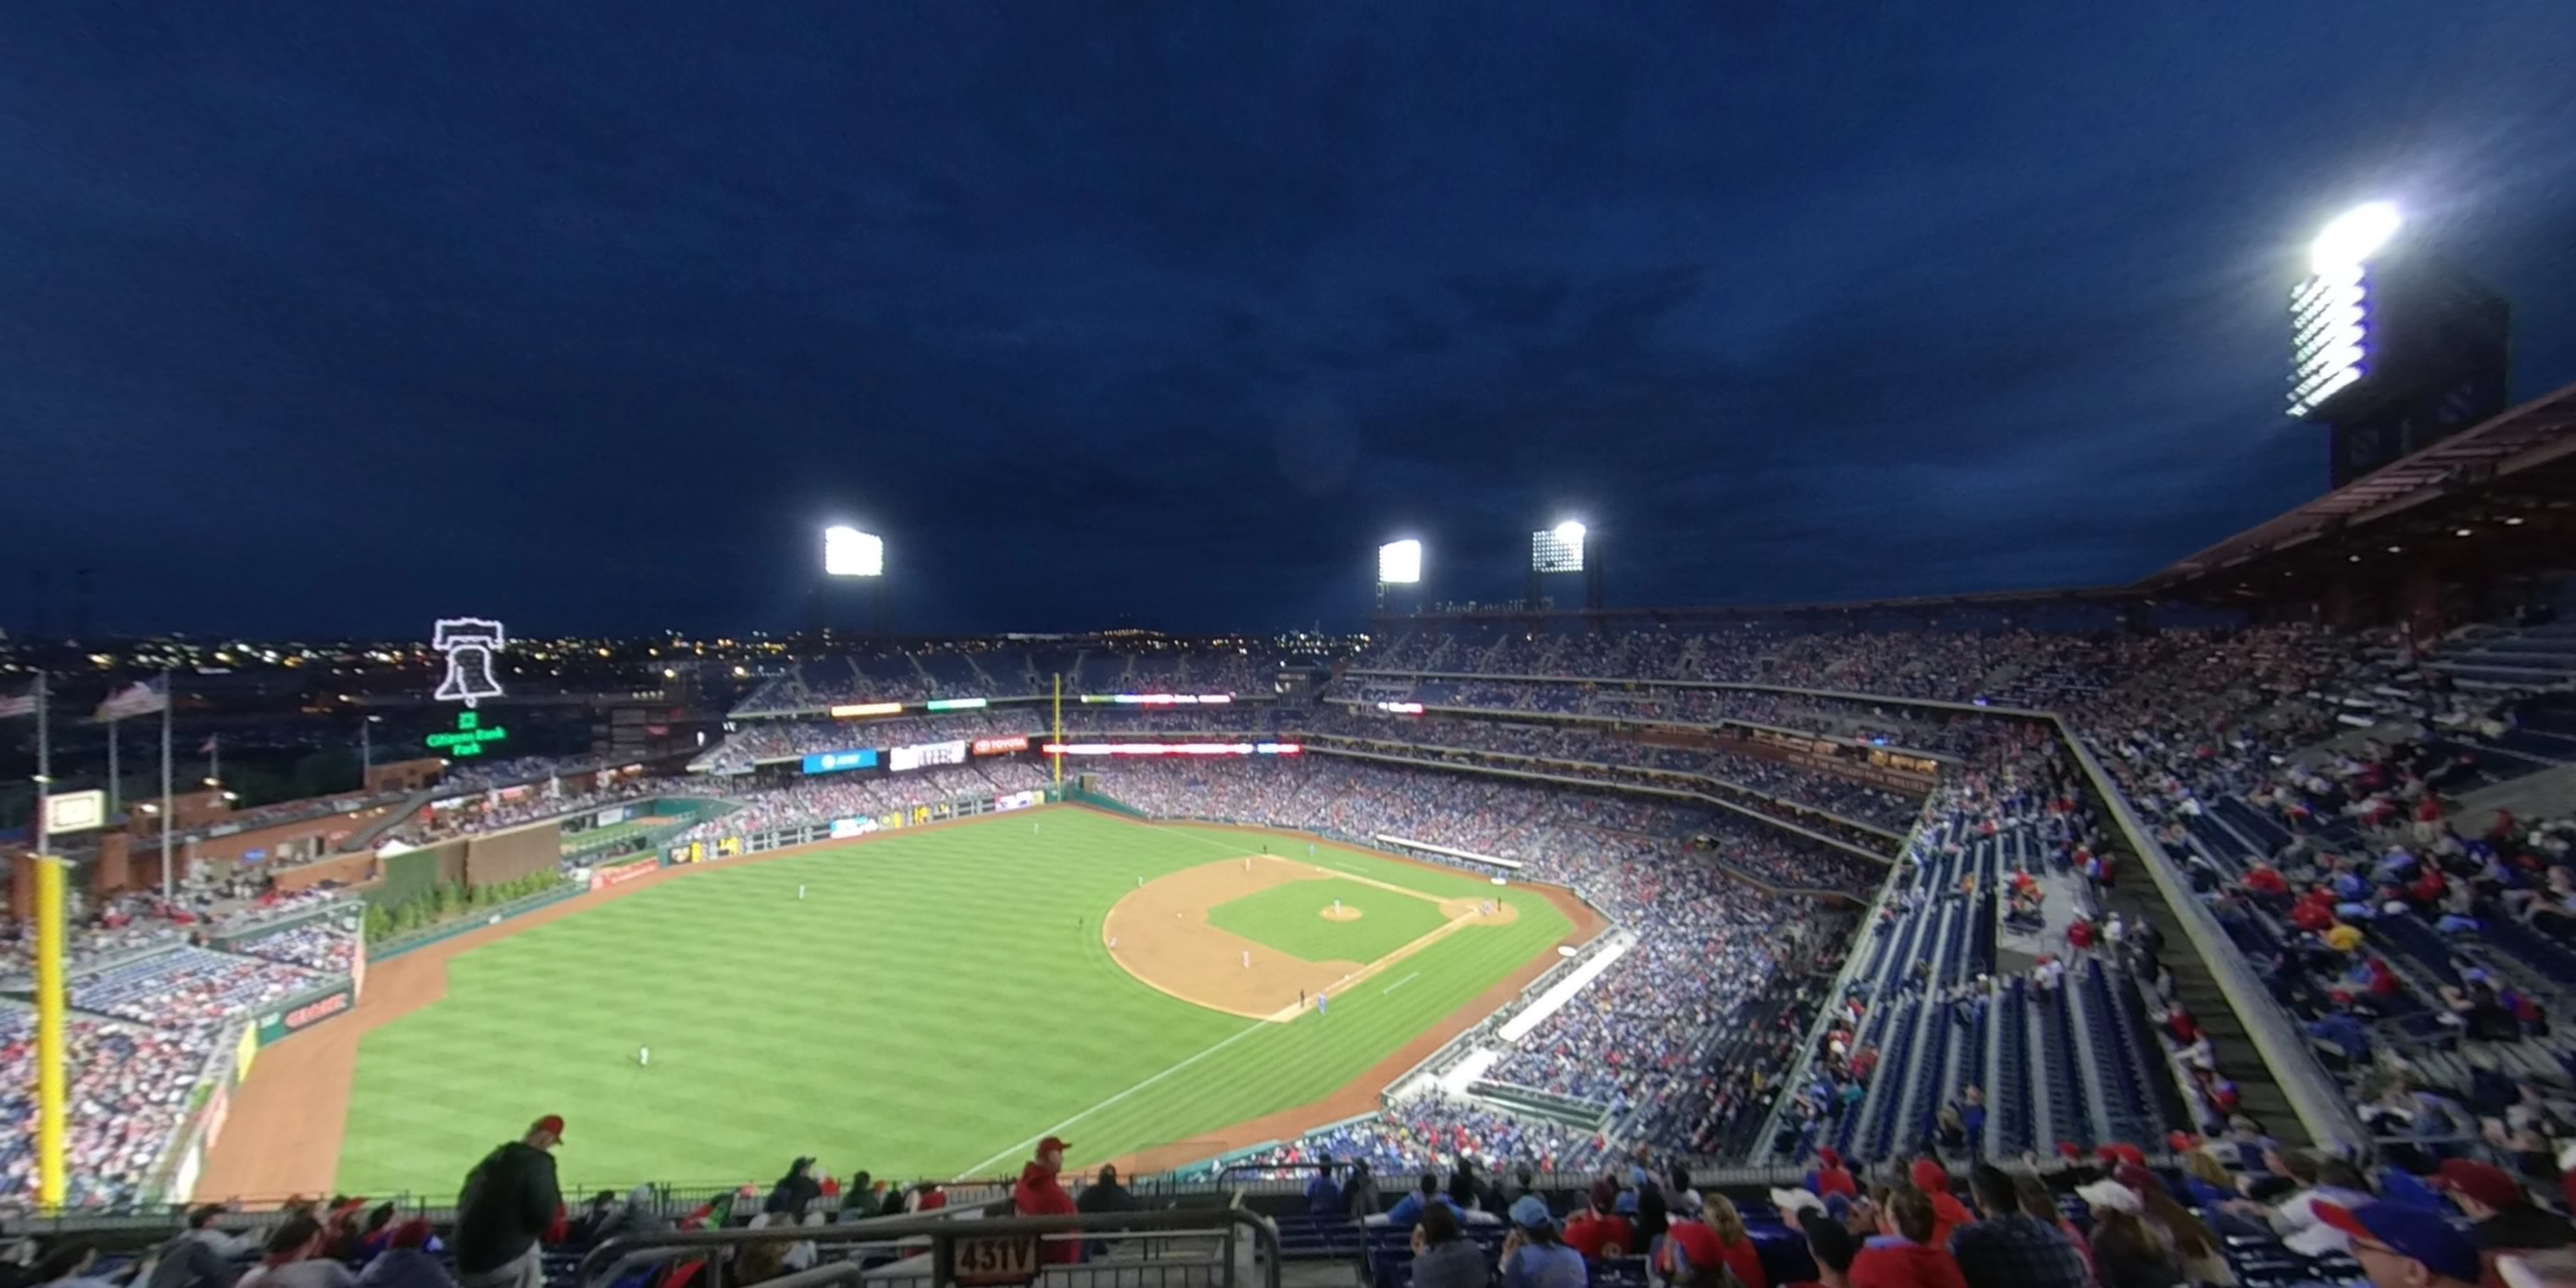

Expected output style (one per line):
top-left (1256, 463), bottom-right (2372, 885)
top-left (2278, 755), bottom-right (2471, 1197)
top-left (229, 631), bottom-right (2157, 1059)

top-left (0, 687), bottom-right (34, 719)
top-left (93, 679), bottom-right (168, 721)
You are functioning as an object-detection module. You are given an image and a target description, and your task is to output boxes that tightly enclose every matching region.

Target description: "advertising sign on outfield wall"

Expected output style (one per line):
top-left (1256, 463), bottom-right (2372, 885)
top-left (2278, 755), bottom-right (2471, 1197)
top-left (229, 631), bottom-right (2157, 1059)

top-left (255, 982), bottom-right (358, 1046)
top-left (829, 817), bottom-right (881, 839)
top-left (591, 861), bottom-right (659, 892)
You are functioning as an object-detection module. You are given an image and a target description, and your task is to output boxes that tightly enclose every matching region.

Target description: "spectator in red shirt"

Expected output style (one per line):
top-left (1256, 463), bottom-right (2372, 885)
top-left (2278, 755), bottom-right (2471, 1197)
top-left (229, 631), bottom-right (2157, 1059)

top-left (1013, 1136), bottom-right (1080, 1263)
top-left (1847, 1185), bottom-right (1968, 1288)
top-left (2245, 864), bottom-right (2290, 898)
top-left (1811, 1146), bottom-right (1860, 1201)
top-left (1563, 1180), bottom-right (1635, 1261)
top-left (1909, 1159), bottom-right (1975, 1248)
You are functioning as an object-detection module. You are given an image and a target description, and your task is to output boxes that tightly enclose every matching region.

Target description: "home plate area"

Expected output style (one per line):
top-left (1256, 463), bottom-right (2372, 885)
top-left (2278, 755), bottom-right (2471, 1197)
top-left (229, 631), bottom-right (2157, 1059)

top-left (1102, 854), bottom-right (1518, 1021)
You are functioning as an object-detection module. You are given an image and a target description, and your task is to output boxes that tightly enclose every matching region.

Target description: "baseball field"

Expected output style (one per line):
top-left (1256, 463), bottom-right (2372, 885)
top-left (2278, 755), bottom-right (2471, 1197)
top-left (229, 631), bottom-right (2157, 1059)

top-left (229, 808), bottom-right (1597, 1196)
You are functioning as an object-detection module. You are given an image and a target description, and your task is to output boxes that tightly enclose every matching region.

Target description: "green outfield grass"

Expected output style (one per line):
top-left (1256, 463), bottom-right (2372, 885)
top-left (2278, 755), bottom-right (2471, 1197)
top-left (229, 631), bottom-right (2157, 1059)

top-left (1206, 879), bottom-right (1449, 963)
top-left (335, 808), bottom-right (1575, 1195)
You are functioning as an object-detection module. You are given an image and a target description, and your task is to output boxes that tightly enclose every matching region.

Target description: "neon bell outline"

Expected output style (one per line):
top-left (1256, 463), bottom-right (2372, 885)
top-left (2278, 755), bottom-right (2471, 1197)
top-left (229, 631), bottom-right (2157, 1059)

top-left (432, 618), bottom-right (508, 708)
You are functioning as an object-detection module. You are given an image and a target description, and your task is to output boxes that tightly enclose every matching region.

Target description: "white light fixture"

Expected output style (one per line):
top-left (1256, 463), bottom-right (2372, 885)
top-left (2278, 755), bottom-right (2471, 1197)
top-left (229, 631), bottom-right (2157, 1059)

top-left (823, 525), bottom-right (885, 577)
top-left (1377, 540), bottom-right (1424, 585)
top-left (2311, 202), bottom-right (2403, 274)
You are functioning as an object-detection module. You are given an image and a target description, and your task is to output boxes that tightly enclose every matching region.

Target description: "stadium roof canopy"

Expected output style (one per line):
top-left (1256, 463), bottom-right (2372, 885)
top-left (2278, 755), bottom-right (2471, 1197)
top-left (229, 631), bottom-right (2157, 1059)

top-left (2138, 378), bottom-right (2576, 603)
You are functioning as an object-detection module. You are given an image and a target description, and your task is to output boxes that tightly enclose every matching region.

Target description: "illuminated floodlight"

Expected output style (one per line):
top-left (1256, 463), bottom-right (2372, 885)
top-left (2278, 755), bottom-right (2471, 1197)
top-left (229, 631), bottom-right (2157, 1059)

top-left (2310, 202), bottom-right (2402, 274)
top-left (1530, 520), bottom-right (1587, 573)
top-left (1377, 539), bottom-right (1424, 585)
top-left (823, 526), bottom-right (884, 577)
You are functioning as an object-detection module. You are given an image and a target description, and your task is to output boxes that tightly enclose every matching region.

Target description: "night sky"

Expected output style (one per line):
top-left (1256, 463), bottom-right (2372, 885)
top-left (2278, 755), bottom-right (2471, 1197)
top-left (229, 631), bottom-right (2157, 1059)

top-left (8, 5), bottom-right (2576, 640)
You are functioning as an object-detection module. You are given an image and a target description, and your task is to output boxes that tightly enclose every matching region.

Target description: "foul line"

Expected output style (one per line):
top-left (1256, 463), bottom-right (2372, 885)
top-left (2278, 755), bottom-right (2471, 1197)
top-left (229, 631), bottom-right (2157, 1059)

top-left (953, 1017), bottom-right (1270, 1180)
top-left (1382, 972), bottom-right (1421, 996)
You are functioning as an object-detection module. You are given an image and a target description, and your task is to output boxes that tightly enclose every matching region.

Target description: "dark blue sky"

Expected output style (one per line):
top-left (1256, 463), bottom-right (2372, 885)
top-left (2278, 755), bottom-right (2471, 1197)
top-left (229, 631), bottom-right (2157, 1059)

top-left (8, 4), bottom-right (2576, 639)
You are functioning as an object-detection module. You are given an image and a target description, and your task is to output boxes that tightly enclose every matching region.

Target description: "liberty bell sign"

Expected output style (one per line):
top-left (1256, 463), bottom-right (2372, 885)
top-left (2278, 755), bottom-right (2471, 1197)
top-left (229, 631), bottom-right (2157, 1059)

top-left (432, 618), bottom-right (508, 708)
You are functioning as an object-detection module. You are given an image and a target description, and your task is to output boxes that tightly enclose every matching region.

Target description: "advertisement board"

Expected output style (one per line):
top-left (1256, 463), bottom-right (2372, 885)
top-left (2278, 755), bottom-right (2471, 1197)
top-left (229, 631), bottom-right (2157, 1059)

top-left (591, 861), bottom-right (659, 892)
top-left (888, 740), bottom-right (968, 773)
top-left (829, 817), bottom-right (881, 839)
top-left (596, 805), bottom-right (630, 827)
top-left (802, 748), bottom-right (880, 774)
top-left (1040, 741), bottom-right (1302, 757)
top-left (972, 735), bottom-right (1030, 757)
top-left (255, 983), bottom-right (358, 1046)
top-left (995, 791), bottom-right (1043, 811)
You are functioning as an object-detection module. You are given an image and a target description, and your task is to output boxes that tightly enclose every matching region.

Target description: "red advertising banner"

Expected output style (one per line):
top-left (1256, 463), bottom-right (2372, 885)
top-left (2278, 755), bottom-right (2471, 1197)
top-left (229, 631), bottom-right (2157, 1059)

top-left (590, 861), bottom-right (660, 892)
top-left (972, 735), bottom-right (1031, 756)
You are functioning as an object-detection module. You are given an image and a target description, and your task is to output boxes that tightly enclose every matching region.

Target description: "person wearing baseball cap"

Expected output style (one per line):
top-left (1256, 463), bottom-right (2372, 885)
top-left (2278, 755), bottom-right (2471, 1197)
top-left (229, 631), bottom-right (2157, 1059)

top-left (2435, 1160), bottom-right (2576, 1254)
top-left (2316, 1199), bottom-right (2484, 1288)
top-left (1013, 1136), bottom-right (1080, 1263)
top-left (1501, 1195), bottom-right (1585, 1288)
top-left (453, 1115), bottom-right (565, 1288)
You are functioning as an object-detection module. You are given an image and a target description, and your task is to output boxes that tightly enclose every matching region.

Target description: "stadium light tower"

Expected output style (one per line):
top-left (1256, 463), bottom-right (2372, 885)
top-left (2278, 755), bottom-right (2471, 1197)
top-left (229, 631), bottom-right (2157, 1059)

top-left (823, 525), bottom-right (885, 578)
top-left (1375, 539), bottom-right (1424, 613)
top-left (1527, 519), bottom-right (1602, 611)
top-left (2285, 199), bottom-right (2509, 486)
top-left (815, 525), bottom-right (889, 640)
top-left (2309, 202), bottom-right (2403, 274)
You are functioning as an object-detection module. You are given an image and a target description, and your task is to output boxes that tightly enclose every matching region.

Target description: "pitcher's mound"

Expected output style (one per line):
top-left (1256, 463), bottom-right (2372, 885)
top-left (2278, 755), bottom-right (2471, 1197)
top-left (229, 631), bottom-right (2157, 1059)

top-left (1319, 905), bottom-right (1363, 922)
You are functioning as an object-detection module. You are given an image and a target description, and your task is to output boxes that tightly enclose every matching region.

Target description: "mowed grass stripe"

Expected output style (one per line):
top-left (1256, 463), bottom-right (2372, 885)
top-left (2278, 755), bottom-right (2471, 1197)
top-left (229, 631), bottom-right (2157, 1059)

top-left (336, 810), bottom-right (1568, 1193)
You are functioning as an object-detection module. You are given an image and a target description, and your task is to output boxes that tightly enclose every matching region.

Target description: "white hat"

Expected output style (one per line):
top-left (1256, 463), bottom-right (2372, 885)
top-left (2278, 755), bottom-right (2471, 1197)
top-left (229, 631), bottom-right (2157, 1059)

top-left (1771, 1188), bottom-right (1824, 1219)
top-left (2075, 1180), bottom-right (2140, 1214)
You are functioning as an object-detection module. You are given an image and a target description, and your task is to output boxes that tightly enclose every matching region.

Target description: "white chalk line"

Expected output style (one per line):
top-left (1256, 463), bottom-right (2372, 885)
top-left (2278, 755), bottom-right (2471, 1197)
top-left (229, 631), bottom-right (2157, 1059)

top-left (953, 1016), bottom-right (1269, 1180)
top-left (1382, 972), bottom-right (1422, 996)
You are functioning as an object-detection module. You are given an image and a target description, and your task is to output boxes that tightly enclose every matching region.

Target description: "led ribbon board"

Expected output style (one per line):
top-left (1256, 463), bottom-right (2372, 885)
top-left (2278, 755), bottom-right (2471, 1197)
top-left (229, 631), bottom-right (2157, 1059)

top-left (1039, 741), bottom-right (1302, 757)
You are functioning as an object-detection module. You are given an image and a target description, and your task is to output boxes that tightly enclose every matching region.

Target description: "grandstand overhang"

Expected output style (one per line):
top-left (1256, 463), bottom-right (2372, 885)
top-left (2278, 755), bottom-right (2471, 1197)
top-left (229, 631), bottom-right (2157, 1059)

top-left (2139, 379), bottom-right (2576, 610)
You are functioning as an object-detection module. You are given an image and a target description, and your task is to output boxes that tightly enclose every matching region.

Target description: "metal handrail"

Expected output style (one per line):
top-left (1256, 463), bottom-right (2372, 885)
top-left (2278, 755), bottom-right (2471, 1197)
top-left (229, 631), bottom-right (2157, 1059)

top-left (575, 1206), bottom-right (1280, 1288)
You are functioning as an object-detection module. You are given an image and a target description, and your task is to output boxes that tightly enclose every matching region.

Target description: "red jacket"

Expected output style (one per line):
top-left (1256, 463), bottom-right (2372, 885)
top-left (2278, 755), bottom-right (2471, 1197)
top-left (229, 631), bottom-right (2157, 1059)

top-left (1658, 1220), bottom-right (1767, 1288)
top-left (1013, 1162), bottom-right (1079, 1263)
top-left (1565, 1213), bottom-right (1635, 1261)
top-left (1848, 1240), bottom-right (1968, 1288)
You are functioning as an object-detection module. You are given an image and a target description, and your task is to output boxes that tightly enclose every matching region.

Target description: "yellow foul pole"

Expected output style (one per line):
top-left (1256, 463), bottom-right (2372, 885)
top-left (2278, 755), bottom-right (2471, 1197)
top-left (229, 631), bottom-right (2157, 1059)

top-left (1051, 674), bottom-right (1063, 785)
top-left (35, 854), bottom-right (67, 1209)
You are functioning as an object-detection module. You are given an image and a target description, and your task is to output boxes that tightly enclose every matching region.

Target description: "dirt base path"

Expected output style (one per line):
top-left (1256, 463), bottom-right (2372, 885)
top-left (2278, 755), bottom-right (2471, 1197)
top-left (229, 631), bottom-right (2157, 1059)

top-left (1105, 854), bottom-right (1521, 1020)
top-left (197, 808), bottom-right (1607, 1197)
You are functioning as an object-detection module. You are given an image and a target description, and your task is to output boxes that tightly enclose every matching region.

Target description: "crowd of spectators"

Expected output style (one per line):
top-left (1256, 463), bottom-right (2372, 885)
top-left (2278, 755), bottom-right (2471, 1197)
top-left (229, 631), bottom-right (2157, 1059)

top-left (1305, 708), bottom-right (1925, 832)
top-left (389, 774), bottom-right (687, 846)
top-left (672, 765), bottom-right (1030, 844)
top-left (0, 1010), bottom-right (209, 1208)
top-left (236, 923), bottom-right (362, 974)
top-left (730, 646), bottom-right (1275, 716)
top-left (71, 947), bottom-right (325, 1029)
top-left (1231, 1093), bottom-right (1612, 1177)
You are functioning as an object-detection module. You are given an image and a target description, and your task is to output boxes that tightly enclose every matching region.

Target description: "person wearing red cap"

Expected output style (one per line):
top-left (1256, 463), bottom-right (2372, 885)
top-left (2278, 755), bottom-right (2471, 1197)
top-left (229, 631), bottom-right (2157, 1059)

top-left (454, 1115), bottom-right (564, 1288)
top-left (1810, 1147), bottom-right (1859, 1201)
top-left (1015, 1136), bottom-right (1080, 1263)
top-left (2315, 1199), bottom-right (2486, 1288)
top-left (1907, 1159), bottom-right (1974, 1249)
top-left (2434, 1160), bottom-right (2576, 1255)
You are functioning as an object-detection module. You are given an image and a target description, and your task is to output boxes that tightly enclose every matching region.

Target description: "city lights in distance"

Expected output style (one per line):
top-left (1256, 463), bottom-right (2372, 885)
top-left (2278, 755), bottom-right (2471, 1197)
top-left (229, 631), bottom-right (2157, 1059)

top-left (2310, 202), bottom-right (2402, 274)
top-left (1377, 539), bottom-right (1423, 585)
top-left (823, 526), bottom-right (884, 577)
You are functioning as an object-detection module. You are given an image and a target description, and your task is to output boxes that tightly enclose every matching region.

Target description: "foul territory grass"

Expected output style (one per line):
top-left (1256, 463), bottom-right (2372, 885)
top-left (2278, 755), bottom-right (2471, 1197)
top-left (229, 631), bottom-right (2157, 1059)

top-left (335, 808), bottom-right (1572, 1194)
top-left (1206, 879), bottom-right (1451, 963)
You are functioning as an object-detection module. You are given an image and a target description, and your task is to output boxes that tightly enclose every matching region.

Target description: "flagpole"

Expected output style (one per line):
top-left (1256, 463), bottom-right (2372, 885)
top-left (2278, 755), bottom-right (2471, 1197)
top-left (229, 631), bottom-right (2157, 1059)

top-left (106, 713), bottom-right (119, 819)
top-left (160, 669), bottom-right (175, 902)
